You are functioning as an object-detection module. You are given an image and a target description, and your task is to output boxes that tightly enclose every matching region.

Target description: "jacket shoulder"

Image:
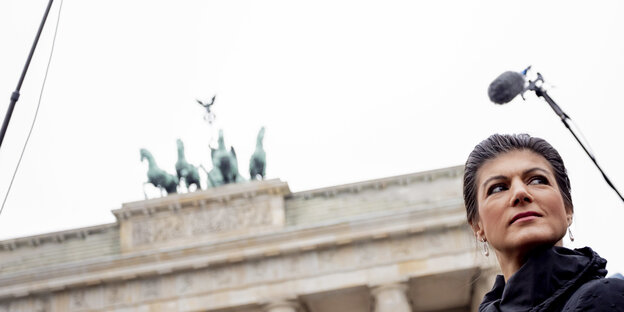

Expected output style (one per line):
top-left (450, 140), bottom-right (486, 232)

top-left (563, 278), bottom-right (624, 311)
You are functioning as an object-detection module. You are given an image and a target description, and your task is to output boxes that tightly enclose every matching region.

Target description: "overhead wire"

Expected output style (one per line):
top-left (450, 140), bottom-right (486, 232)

top-left (0, 0), bottom-right (65, 217)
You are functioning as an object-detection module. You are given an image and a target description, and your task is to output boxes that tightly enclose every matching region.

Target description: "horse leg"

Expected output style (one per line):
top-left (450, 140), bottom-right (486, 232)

top-left (142, 182), bottom-right (151, 200)
top-left (185, 178), bottom-right (191, 193)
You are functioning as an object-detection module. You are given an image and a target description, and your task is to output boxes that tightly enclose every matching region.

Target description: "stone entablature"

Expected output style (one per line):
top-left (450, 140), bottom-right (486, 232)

top-left (0, 197), bottom-right (467, 299)
top-left (0, 205), bottom-right (484, 311)
top-left (0, 166), bottom-right (498, 312)
top-left (0, 167), bottom-right (463, 268)
top-left (0, 166), bottom-right (462, 255)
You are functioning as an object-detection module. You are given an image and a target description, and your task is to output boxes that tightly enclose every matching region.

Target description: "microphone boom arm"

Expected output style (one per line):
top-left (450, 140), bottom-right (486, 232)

top-left (528, 74), bottom-right (624, 203)
top-left (0, 0), bottom-right (55, 150)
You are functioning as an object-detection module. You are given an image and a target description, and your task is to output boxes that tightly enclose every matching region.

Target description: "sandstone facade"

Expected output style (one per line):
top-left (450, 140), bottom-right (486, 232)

top-left (0, 166), bottom-right (498, 312)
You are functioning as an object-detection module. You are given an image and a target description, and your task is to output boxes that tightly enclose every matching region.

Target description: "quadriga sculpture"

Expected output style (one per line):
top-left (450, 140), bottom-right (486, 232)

top-left (140, 148), bottom-right (179, 197)
top-left (249, 127), bottom-right (266, 180)
top-left (175, 139), bottom-right (201, 191)
top-left (205, 130), bottom-right (245, 187)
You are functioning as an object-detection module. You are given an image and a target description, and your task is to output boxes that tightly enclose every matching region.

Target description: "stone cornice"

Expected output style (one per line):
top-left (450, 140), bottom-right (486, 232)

top-left (112, 179), bottom-right (290, 220)
top-left (0, 199), bottom-right (467, 300)
top-left (288, 165), bottom-right (463, 200)
top-left (0, 223), bottom-right (118, 251)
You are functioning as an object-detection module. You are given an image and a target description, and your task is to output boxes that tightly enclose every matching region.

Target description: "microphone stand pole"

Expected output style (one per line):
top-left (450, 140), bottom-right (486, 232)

top-left (530, 74), bottom-right (624, 203)
top-left (0, 0), bottom-right (55, 150)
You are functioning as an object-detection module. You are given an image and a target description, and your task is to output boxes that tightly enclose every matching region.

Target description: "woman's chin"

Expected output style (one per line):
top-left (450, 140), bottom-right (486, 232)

top-left (504, 230), bottom-right (564, 253)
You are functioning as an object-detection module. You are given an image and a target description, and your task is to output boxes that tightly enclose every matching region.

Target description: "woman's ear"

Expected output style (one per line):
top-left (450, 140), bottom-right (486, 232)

top-left (470, 219), bottom-right (485, 240)
top-left (566, 212), bottom-right (573, 227)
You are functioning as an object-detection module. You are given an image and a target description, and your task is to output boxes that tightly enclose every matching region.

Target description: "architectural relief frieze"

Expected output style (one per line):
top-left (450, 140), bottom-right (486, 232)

top-left (122, 193), bottom-right (286, 251)
top-left (0, 296), bottom-right (50, 312)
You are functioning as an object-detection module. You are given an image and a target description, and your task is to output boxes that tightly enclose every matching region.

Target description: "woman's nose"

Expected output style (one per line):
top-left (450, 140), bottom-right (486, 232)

top-left (509, 180), bottom-right (533, 207)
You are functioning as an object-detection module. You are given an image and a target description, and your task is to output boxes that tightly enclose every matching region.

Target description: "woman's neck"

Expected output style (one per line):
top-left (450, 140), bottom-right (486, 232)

top-left (496, 240), bottom-right (564, 281)
top-left (496, 251), bottom-right (527, 281)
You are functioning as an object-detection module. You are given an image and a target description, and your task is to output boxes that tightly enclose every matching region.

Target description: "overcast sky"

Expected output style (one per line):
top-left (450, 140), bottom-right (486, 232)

top-left (1, 0), bottom-right (624, 273)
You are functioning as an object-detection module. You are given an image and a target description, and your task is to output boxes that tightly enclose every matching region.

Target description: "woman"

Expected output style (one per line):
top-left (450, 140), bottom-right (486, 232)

top-left (463, 133), bottom-right (624, 311)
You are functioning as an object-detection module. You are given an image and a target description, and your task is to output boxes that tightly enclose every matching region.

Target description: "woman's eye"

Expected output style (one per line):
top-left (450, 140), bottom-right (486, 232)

top-left (529, 176), bottom-right (548, 185)
top-left (487, 184), bottom-right (507, 195)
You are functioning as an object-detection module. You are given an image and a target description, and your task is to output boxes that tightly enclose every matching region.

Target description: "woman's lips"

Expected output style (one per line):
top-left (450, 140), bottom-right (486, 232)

top-left (510, 211), bottom-right (542, 225)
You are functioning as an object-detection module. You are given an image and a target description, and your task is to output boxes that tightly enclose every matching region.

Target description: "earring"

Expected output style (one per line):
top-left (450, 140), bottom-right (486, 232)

top-left (481, 238), bottom-right (489, 257)
top-left (568, 227), bottom-right (575, 242)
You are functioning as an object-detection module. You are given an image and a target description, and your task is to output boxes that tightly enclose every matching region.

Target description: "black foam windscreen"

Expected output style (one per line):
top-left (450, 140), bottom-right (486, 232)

top-left (488, 71), bottom-right (526, 104)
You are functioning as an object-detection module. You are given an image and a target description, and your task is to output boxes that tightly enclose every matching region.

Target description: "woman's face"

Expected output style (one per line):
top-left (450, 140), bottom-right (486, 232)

top-left (473, 149), bottom-right (572, 255)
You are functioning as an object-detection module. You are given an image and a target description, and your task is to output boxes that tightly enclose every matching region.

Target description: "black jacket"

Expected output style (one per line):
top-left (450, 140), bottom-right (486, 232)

top-left (480, 246), bottom-right (624, 311)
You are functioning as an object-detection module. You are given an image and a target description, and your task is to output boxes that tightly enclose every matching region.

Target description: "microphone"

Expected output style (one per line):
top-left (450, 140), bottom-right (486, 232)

top-left (487, 71), bottom-right (527, 104)
top-left (487, 66), bottom-right (624, 203)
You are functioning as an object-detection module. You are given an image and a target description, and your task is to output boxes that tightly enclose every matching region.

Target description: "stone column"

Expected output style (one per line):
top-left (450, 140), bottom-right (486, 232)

top-left (371, 282), bottom-right (411, 312)
top-left (263, 300), bottom-right (301, 312)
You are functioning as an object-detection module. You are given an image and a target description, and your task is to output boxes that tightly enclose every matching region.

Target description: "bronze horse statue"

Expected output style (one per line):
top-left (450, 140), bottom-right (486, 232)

top-left (175, 139), bottom-right (201, 191)
top-left (249, 127), bottom-right (266, 180)
top-left (203, 130), bottom-right (245, 187)
top-left (140, 148), bottom-right (179, 197)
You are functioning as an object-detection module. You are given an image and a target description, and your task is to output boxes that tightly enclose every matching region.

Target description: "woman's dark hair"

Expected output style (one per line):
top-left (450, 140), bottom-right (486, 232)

top-left (463, 133), bottom-right (573, 224)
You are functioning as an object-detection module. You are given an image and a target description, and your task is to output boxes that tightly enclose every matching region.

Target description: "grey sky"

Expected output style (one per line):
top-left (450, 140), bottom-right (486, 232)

top-left (1, 0), bottom-right (623, 273)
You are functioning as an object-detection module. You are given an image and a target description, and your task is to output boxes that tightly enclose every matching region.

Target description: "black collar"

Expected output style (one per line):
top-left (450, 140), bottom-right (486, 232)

top-left (480, 246), bottom-right (607, 312)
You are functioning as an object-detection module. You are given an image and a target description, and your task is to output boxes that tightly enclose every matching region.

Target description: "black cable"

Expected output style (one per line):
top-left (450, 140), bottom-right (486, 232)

top-left (0, 0), bottom-right (65, 217)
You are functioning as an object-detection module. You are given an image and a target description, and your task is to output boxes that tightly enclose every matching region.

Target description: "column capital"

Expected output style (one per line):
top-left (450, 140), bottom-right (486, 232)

top-left (370, 281), bottom-right (411, 312)
top-left (263, 299), bottom-right (302, 312)
top-left (370, 281), bottom-right (409, 296)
